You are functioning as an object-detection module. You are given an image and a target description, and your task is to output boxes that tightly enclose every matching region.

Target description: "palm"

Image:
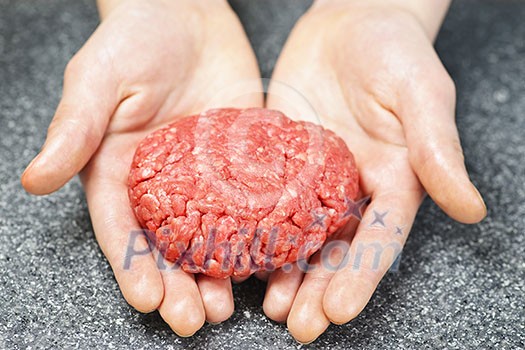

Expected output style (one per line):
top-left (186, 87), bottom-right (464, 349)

top-left (74, 0), bottom-right (263, 336)
top-left (22, 0), bottom-right (485, 342)
top-left (262, 6), bottom-right (464, 343)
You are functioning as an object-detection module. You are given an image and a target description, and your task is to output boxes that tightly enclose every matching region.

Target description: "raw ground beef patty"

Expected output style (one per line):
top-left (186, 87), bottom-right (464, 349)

top-left (128, 108), bottom-right (359, 278)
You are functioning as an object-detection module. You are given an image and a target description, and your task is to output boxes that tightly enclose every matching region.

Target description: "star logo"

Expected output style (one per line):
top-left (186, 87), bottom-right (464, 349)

top-left (342, 195), bottom-right (371, 221)
top-left (308, 211), bottom-right (326, 229)
top-left (394, 226), bottom-right (404, 236)
top-left (281, 263), bottom-right (293, 273)
top-left (369, 210), bottom-right (388, 227)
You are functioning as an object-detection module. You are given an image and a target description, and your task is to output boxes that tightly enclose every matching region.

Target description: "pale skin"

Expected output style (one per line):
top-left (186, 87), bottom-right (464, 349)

top-left (263, 0), bottom-right (487, 343)
top-left (22, 0), bottom-right (263, 336)
top-left (21, 0), bottom-right (486, 343)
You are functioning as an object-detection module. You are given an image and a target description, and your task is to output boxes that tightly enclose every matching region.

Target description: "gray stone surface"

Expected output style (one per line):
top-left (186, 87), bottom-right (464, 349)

top-left (0, 0), bottom-right (524, 349)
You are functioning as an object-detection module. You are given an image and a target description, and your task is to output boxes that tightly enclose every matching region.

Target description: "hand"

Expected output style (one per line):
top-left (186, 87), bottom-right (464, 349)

top-left (263, 0), bottom-right (486, 343)
top-left (21, 0), bottom-right (263, 336)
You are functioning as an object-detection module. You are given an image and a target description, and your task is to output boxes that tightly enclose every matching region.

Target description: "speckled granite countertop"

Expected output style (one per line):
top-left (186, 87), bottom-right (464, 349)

top-left (0, 0), bottom-right (523, 349)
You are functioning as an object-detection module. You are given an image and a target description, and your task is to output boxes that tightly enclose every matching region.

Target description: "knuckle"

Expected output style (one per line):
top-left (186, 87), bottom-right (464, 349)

top-left (450, 136), bottom-right (465, 161)
top-left (409, 142), bottom-right (436, 170)
top-left (432, 71), bottom-right (457, 103)
top-left (46, 106), bottom-right (75, 137)
top-left (339, 260), bottom-right (383, 294)
top-left (305, 272), bottom-right (334, 292)
top-left (442, 73), bottom-right (457, 97)
top-left (64, 53), bottom-right (85, 80)
top-left (46, 114), bottom-right (60, 134)
top-left (398, 60), bottom-right (456, 105)
top-left (422, 68), bottom-right (457, 103)
top-left (350, 250), bottom-right (392, 284)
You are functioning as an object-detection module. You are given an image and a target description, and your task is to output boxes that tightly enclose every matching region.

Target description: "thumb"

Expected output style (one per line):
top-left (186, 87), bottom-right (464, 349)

top-left (22, 56), bottom-right (118, 195)
top-left (399, 70), bottom-right (487, 224)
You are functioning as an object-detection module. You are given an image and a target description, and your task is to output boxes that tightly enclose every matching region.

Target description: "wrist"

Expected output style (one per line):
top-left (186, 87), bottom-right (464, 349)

top-left (311, 0), bottom-right (451, 41)
top-left (96, 0), bottom-right (231, 21)
top-left (96, 0), bottom-right (125, 19)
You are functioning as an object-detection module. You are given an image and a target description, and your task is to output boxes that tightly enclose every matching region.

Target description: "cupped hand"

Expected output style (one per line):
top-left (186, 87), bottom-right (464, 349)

top-left (22, 0), bottom-right (263, 336)
top-left (263, 0), bottom-right (486, 343)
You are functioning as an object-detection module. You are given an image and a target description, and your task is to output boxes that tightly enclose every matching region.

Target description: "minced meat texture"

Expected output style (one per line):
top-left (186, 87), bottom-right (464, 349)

top-left (128, 108), bottom-right (359, 278)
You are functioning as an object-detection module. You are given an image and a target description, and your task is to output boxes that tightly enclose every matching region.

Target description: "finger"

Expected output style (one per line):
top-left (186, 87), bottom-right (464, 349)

top-left (87, 181), bottom-right (164, 313)
top-left (80, 138), bottom-right (164, 313)
top-left (286, 260), bottom-right (331, 344)
top-left (22, 54), bottom-right (119, 195)
top-left (323, 188), bottom-right (423, 325)
top-left (254, 270), bottom-right (270, 282)
top-left (231, 275), bottom-right (251, 284)
top-left (158, 264), bottom-right (206, 337)
top-left (266, 78), bottom-right (326, 125)
top-left (196, 275), bottom-right (234, 324)
top-left (398, 66), bottom-right (486, 224)
top-left (286, 219), bottom-right (359, 344)
top-left (199, 78), bottom-right (264, 112)
top-left (263, 263), bottom-right (304, 323)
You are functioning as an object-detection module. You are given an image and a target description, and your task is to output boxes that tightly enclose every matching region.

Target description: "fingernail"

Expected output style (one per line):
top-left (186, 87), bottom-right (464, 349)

top-left (174, 330), bottom-right (197, 338)
top-left (473, 185), bottom-right (487, 217)
top-left (21, 155), bottom-right (42, 187)
top-left (296, 338), bottom-right (316, 345)
top-left (23, 155), bottom-right (40, 175)
top-left (207, 321), bottom-right (222, 326)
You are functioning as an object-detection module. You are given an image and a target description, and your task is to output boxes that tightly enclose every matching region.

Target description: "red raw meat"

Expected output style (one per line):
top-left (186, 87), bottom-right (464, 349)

top-left (128, 108), bottom-right (359, 278)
